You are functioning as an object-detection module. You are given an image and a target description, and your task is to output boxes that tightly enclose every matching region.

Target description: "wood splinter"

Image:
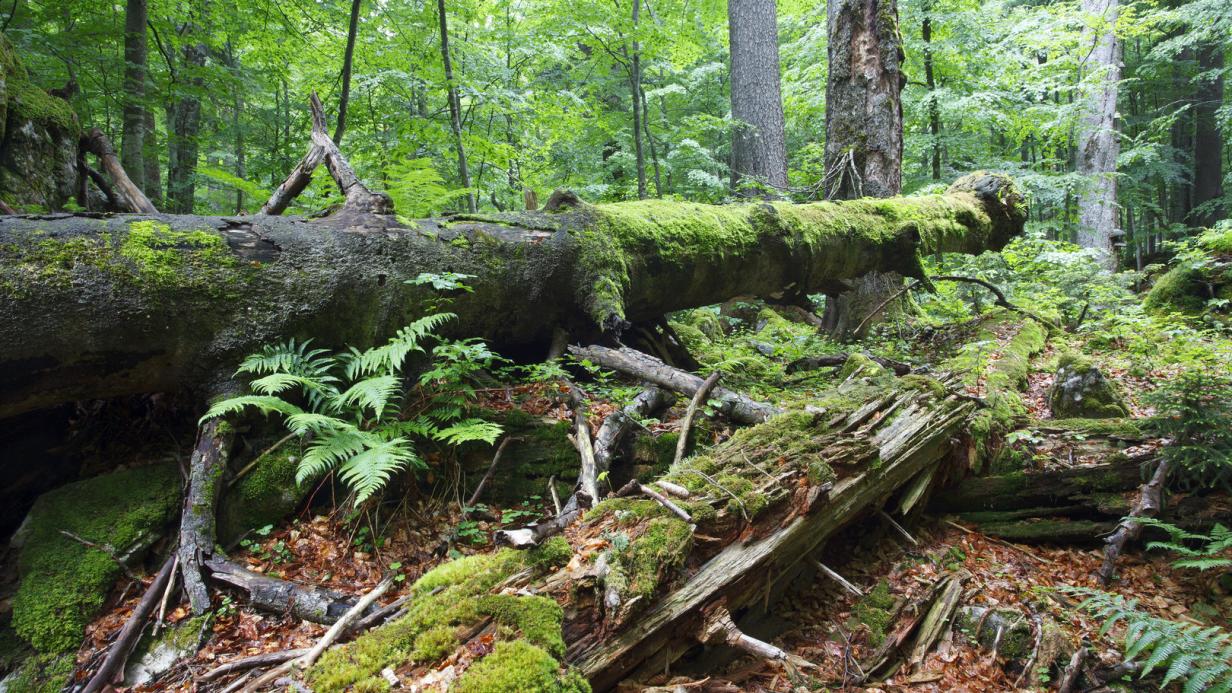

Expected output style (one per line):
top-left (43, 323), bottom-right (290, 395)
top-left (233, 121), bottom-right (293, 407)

top-left (878, 510), bottom-right (919, 547)
top-left (698, 605), bottom-right (818, 670)
top-left (813, 559), bottom-right (864, 597)
top-left (616, 479), bottom-right (693, 524)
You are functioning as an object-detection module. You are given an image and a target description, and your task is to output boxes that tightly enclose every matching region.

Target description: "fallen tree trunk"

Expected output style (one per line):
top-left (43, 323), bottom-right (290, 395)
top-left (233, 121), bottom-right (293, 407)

top-left (934, 458), bottom-right (1231, 543)
top-left (0, 173), bottom-right (1023, 419)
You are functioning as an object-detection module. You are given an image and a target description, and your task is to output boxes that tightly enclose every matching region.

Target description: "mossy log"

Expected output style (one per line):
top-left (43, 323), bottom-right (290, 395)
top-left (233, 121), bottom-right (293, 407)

top-left (0, 173), bottom-right (1024, 419)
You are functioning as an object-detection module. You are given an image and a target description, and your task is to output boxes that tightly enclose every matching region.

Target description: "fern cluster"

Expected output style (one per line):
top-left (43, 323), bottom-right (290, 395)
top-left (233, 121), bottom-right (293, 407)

top-left (1064, 586), bottom-right (1232, 692)
top-left (203, 309), bottom-right (501, 504)
top-left (1141, 519), bottom-right (1232, 572)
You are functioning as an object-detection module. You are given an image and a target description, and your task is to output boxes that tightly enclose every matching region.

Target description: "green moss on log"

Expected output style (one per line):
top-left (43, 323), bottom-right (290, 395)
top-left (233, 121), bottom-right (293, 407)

top-left (454, 640), bottom-right (590, 693)
top-left (11, 464), bottom-right (180, 655)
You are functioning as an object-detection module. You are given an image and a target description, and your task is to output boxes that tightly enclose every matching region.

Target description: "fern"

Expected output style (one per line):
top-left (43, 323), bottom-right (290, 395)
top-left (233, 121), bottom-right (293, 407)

top-left (1141, 519), bottom-right (1232, 571)
top-left (201, 298), bottom-right (499, 506)
top-left (1064, 587), bottom-right (1232, 692)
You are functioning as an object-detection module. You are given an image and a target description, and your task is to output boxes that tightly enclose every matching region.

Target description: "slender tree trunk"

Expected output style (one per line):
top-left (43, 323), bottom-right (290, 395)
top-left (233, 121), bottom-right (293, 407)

top-left (121, 0), bottom-right (148, 192)
top-left (334, 0), bottom-right (362, 145)
top-left (727, 0), bottom-right (789, 192)
top-left (168, 39), bottom-right (206, 214)
top-left (437, 0), bottom-right (477, 212)
top-left (641, 86), bottom-right (663, 197)
top-left (1192, 43), bottom-right (1224, 228)
top-left (1075, 0), bottom-right (1121, 268)
top-left (922, 5), bottom-right (941, 181)
top-left (143, 110), bottom-right (162, 208)
top-left (630, 0), bottom-right (647, 200)
top-left (820, 0), bottom-right (906, 337)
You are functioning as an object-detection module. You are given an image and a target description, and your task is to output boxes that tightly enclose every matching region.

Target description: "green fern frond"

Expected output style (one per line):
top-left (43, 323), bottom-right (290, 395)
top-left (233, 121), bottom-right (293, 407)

top-left (201, 395), bottom-right (305, 422)
top-left (296, 429), bottom-right (377, 485)
top-left (1064, 586), bottom-right (1232, 691)
top-left (337, 438), bottom-right (421, 504)
top-left (338, 375), bottom-right (402, 419)
top-left (237, 339), bottom-right (334, 378)
top-left (434, 419), bottom-right (503, 446)
top-left (285, 412), bottom-right (351, 435)
top-left (344, 313), bottom-right (456, 379)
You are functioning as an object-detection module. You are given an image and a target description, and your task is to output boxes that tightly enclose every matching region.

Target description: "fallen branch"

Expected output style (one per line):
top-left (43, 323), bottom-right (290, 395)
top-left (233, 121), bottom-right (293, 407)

top-left (79, 128), bottom-right (158, 213)
top-left (179, 418), bottom-right (235, 614)
top-left (593, 386), bottom-right (676, 475)
top-left (616, 480), bottom-right (693, 524)
top-left (201, 650), bottom-right (311, 683)
top-left (567, 383), bottom-right (601, 504)
top-left (204, 557), bottom-right (381, 624)
top-left (58, 530), bottom-right (141, 580)
top-left (1056, 646), bottom-right (1088, 693)
top-left (1099, 459), bottom-right (1170, 585)
top-left (495, 491), bottom-right (586, 548)
top-left (568, 344), bottom-right (778, 424)
top-left (786, 353), bottom-right (912, 376)
top-left (698, 604), bottom-right (818, 670)
top-left (812, 559), bottom-right (863, 597)
top-left (0, 198), bottom-right (15, 214)
top-left (466, 436), bottom-right (514, 508)
top-left (81, 553), bottom-right (178, 693)
top-left (674, 371), bottom-right (721, 467)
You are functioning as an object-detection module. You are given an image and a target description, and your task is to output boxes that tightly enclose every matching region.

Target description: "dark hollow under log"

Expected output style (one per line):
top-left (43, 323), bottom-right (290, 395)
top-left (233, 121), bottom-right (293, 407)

top-left (0, 173), bottom-right (1023, 419)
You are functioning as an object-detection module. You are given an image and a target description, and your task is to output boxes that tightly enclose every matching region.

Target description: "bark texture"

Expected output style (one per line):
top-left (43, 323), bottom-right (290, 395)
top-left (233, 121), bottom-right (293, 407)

top-left (823, 0), bottom-right (905, 199)
top-left (728, 0), bottom-right (789, 191)
top-left (0, 172), bottom-right (1023, 419)
top-left (1192, 43), bottom-right (1224, 228)
top-left (120, 0), bottom-right (148, 193)
top-left (1075, 0), bottom-right (1120, 267)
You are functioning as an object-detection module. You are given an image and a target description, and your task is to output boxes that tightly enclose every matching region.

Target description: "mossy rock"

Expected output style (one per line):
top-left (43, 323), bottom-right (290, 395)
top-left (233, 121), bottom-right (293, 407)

top-left (10, 464), bottom-right (181, 655)
top-left (0, 36), bottom-right (80, 211)
top-left (217, 448), bottom-right (307, 545)
top-left (122, 615), bottom-right (212, 687)
top-left (839, 353), bottom-right (889, 380)
top-left (460, 409), bottom-right (578, 504)
top-left (1047, 353), bottom-right (1129, 419)
top-left (0, 652), bottom-right (73, 693)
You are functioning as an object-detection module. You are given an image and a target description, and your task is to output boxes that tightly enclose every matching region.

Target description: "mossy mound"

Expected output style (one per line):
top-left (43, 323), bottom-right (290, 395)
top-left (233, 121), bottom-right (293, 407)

top-left (1047, 353), bottom-right (1129, 419)
top-left (0, 36), bottom-right (80, 210)
top-left (10, 464), bottom-right (181, 655)
top-left (853, 579), bottom-right (897, 646)
top-left (1144, 228), bottom-right (1232, 317)
top-left (306, 545), bottom-right (584, 692)
top-left (217, 447), bottom-right (306, 545)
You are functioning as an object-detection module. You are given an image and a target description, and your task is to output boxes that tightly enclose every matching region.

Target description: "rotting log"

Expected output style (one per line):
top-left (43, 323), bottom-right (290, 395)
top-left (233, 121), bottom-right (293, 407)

top-left (0, 172), bottom-right (1023, 419)
top-left (203, 557), bottom-right (380, 624)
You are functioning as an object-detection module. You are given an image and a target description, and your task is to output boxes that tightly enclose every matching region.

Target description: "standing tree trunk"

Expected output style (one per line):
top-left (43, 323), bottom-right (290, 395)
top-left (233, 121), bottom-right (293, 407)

top-left (727, 0), bottom-right (789, 193)
top-left (630, 0), bottom-right (648, 199)
top-left (168, 37), bottom-right (206, 214)
top-left (1075, 0), bottom-right (1121, 268)
top-left (922, 2), bottom-right (941, 181)
top-left (143, 110), bottom-right (162, 207)
top-left (437, 0), bottom-right (477, 213)
top-left (821, 0), bottom-right (906, 337)
top-left (1191, 43), bottom-right (1224, 228)
top-left (334, 0), bottom-right (362, 145)
top-left (120, 0), bottom-right (148, 193)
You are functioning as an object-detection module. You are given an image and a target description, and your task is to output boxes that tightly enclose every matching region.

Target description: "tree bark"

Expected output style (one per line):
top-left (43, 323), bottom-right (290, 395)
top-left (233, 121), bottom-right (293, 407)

top-left (437, 0), bottom-right (477, 213)
top-left (0, 173), bottom-right (1023, 419)
top-left (1075, 0), bottom-right (1121, 268)
top-left (922, 3), bottom-right (941, 181)
top-left (168, 38), bottom-right (206, 214)
top-left (727, 0), bottom-right (789, 192)
top-left (334, 0), bottom-right (362, 145)
top-left (823, 0), bottom-right (904, 199)
top-left (821, 0), bottom-right (906, 337)
top-left (120, 0), bottom-right (148, 194)
top-left (1191, 43), bottom-right (1224, 228)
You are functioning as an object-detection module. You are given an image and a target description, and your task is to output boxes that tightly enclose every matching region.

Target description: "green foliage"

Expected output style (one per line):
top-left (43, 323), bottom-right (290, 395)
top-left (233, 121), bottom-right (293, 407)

top-left (1141, 519), bottom-right (1232, 572)
top-left (1144, 366), bottom-right (1232, 487)
top-left (1066, 587), bottom-right (1232, 692)
top-left (204, 279), bottom-right (501, 505)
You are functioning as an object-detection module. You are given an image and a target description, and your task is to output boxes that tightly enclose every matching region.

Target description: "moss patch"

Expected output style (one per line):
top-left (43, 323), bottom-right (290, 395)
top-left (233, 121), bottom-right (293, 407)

top-left (7, 80), bottom-right (78, 134)
top-left (853, 580), bottom-right (896, 647)
top-left (217, 447), bottom-right (305, 545)
top-left (453, 640), bottom-right (589, 693)
top-left (11, 464), bottom-right (180, 655)
top-left (606, 517), bottom-right (694, 602)
top-left (0, 652), bottom-right (74, 693)
top-left (306, 549), bottom-right (582, 692)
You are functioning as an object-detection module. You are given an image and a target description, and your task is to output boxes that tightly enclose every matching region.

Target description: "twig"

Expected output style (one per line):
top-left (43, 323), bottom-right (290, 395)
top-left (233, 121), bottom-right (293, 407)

top-left (1057, 646), bottom-right (1088, 693)
top-left (813, 559), bottom-right (864, 597)
top-left (201, 649), bottom-right (311, 683)
top-left (878, 510), bottom-right (919, 546)
top-left (82, 553), bottom-right (178, 693)
top-left (672, 468), bottom-right (749, 521)
top-left (617, 480), bottom-right (694, 524)
top-left (152, 554), bottom-right (180, 637)
top-left (674, 371), bottom-right (721, 467)
top-left (655, 480), bottom-right (690, 498)
top-left (59, 530), bottom-right (140, 580)
top-left (548, 475), bottom-right (562, 515)
top-left (465, 436), bottom-right (514, 508)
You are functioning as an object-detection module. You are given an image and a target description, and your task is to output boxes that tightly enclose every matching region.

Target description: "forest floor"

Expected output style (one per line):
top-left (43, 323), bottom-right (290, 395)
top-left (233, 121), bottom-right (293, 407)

top-left (9, 231), bottom-right (1232, 692)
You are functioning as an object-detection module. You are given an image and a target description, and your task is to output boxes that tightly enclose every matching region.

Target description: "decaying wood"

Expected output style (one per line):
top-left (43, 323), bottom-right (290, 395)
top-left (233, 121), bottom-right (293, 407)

top-left (495, 491), bottom-right (586, 548)
top-left (674, 371), bottom-right (721, 466)
top-left (179, 418), bottom-right (235, 614)
top-left (569, 345), bottom-right (777, 424)
top-left (813, 559), bottom-right (863, 597)
top-left (569, 384), bottom-right (602, 504)
top-left (616, 479), bottom-right (694, 524)
top-left (80, 128), bottom-right (159, 214)
top-left (787, 352), bottom-right (912, 376)
top-left (573, 388), bottom-right (974, 689)
top-left (0, 173), bottom-right (1024, 420)
top-left (204, 557), bottom-right (381, 624)
top-left (698, 604), bottom-right (818, 670)
top-left (201, 650), bottom-right (311, 683)
top-left (260, 93), bottom-right (392, 217)
top-left (1056, 646), bottom-right (1087, 693)
top-left (1099, 459), bottom-right (1169, 584)
top-left (81, 553), bottom-right (178, 693)
top-left (593, 386), bottom-right (676, 475)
